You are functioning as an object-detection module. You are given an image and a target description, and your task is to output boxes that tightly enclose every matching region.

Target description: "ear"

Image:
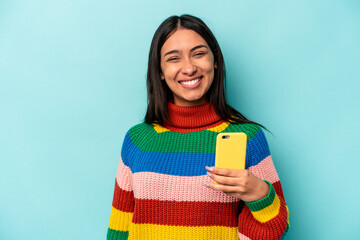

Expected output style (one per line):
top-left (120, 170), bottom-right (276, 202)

top-left (160, 73), bottom-right (165, 80)
top-left (214, 62), bottom-right (218, 69)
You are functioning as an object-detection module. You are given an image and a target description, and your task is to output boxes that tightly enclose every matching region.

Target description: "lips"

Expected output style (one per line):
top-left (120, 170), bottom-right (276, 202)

top-left (177, 76), bottom-right (203, 89)
top-left (178, 76), bottom-right (203, 86)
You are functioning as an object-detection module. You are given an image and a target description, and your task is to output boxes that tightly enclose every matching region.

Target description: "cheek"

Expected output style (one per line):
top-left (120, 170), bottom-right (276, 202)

top-left (204, 63), bottom-right (215, 80)
top-left (202, 57), bottom-right (215, 73)
top-left (164, 78), bottom-right (178, 91)
top-left (161, 65), bottom-right (178, 79)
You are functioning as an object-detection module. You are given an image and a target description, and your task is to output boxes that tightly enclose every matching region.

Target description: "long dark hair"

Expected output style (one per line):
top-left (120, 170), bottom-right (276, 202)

top-left (145, 14), bottom-right (266, 129)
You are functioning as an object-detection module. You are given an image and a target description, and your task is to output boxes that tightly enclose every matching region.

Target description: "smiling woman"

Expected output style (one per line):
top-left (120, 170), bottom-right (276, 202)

top-left (160, 29), bottom-right (215, 106)
top-left (106, 15), bottom-right (290, 240)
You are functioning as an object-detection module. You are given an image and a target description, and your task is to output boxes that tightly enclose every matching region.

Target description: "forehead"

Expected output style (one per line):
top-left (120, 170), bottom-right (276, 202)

top-left (161, 28), bottom-right (208, 54)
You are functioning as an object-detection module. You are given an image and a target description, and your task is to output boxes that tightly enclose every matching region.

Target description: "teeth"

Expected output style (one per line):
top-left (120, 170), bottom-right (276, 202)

top-left (180, 78), bottom-right (200, 85)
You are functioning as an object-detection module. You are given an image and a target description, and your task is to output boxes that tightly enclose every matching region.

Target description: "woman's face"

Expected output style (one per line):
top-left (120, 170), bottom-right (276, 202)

top-left (160, 28), bottom-right (216, 107)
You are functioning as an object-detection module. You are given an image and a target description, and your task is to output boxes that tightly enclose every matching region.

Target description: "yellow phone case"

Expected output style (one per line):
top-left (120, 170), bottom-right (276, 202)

top-left (214, 133), bottom-right (247, 183)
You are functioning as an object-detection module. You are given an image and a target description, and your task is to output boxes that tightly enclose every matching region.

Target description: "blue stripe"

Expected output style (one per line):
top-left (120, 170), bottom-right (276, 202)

top-left (133, 150), bottom-right (215, 176)
top-left (121, 133), bottom-right (214, 176)
top-left (121, 128), bottom-right (270, 176)
top-left (121, 132), bottom-right (136, 168)
top-left (246, 129), bottom-right (271, 168)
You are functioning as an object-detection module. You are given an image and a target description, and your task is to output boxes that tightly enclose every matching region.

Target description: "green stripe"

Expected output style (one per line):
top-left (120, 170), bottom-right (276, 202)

top-left (246, 180), bottom-right (276, 212)
top-left (128, 123), bottom-right (261, 153)
top-left (107, 228), bottom-right (129, 240)
top-left (222, 122), bottom-right (261, 140)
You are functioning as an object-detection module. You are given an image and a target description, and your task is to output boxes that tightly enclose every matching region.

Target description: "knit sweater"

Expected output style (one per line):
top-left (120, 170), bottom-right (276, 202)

top-left (107, 102), bottom-right (290, 240)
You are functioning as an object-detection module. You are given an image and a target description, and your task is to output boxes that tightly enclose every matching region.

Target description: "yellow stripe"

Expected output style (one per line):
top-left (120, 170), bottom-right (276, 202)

top-left (286, 205), bottom-right (290, 227)
top-left (128, 223), bottom-right (238, 240)
top-left (154, 122), bottom-right (229, 133)
top-left (153, 124), bottom-right (170, 133)
top-left (207, 122), bottom-right (230, 132)
top-left (108, 207), bottom-right (134, 232)
top-left (251, 194), bottom-right (281, 223)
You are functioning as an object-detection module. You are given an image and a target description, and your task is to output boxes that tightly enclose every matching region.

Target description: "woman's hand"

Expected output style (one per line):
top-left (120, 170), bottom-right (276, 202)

top-left (204, 166), bottom-right (270, 202)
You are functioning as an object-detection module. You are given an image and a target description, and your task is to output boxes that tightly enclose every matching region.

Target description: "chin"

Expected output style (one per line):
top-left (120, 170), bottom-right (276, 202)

top-left (184, 95), bottom-right (203, 102)
top-left (185, 96), bottom-right (207, 104)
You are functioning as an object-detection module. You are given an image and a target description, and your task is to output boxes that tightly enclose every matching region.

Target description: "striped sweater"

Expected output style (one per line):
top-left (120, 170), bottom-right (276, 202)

top-left (107, 102), bottom-right (290, 240)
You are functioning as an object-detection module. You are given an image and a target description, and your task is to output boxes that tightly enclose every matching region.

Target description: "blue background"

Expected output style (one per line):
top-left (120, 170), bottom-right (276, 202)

top-left (1, 0), bottom-right (359, 239)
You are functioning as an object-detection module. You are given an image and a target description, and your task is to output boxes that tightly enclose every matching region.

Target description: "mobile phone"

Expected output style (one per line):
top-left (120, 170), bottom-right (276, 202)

top-left (214, 133), bottom-right (247, 183)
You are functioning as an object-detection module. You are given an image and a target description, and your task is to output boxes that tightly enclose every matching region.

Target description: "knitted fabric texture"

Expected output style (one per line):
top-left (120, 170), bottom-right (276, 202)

top-left (107, 102), bottom-right (290, 240)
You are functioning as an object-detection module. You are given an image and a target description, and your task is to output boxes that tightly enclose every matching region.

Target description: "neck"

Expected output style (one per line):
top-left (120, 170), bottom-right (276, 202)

top-left (163, 101), bottom-right (225, 133)
top-left (173, 97), bottom-right (208, 107)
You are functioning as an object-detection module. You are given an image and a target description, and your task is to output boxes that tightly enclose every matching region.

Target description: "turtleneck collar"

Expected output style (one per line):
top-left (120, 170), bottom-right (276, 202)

top-left (163, 101), bottom-right (225, 133)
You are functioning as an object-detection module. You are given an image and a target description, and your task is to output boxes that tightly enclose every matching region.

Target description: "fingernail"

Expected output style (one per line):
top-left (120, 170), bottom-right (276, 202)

top-left (202, 182), bottom-right (209, 187)
top-left (207, 172), bottom-right (212, 177)
top-left (205, 166), bottom-right (214, 172)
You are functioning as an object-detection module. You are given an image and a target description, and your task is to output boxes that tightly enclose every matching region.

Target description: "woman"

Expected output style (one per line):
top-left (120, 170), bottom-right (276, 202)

top-left (107, 15), bottom-right (289, 240)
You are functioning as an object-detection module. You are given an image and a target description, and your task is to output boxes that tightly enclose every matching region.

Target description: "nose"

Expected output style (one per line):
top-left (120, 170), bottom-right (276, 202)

top-left (181, 58), bottom-right (197, 75)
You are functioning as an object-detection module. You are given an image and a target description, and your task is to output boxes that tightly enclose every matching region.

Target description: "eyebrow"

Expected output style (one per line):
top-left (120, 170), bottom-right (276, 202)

top-left (163, 45), bottom-right (208, 58)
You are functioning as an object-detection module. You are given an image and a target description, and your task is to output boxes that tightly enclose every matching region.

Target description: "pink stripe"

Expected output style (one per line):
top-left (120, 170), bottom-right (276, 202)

top-left (238, 233), bottom-right (251, 240)
top-left (248, 156), bottom-right (279, 184)
top-left (132, 172), bottom-right (240, 203)
top-left (115, 157), bottom-right (133, 191)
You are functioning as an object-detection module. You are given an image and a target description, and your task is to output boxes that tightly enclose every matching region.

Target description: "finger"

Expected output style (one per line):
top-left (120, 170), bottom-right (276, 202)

top-left (206, 166), bottom-right (248, 178)
top-left (208, 172), bottom-right (239, 186)
top-left (208, 181), bottom-right (243, 194)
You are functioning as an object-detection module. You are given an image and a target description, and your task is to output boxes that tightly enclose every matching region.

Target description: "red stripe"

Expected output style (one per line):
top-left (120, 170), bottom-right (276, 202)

top-left (112, 179), bottom-right (134, 213)
top-left (238, 181), bottom-right (288, 239)
top-left (163, 101), bottom-right (225, 133)
top-left (164, 120), bottom-right (227, 133)
top-left (238, 199), bottom-right (288, 239)
top-left (132, 198), bottom-right (243, 227)
top-left (273, 181), bottom-right (285, 201)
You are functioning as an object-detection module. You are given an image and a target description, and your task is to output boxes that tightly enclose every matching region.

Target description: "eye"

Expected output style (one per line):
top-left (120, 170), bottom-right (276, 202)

top-left (167, 57), bottom-right (180, 62)
top-left (194, 52), bottom-right (206, 57)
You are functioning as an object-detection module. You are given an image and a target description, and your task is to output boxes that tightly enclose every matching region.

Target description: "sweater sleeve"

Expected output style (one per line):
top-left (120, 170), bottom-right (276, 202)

top-left (107, 132), bottom-right (136, 240)
top-left (238, 128), bottom-right (290, 240)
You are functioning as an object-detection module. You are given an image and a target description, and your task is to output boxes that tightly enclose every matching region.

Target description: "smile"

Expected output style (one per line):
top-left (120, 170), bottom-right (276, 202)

top-left (178, 77), bottom-right (202, 86)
